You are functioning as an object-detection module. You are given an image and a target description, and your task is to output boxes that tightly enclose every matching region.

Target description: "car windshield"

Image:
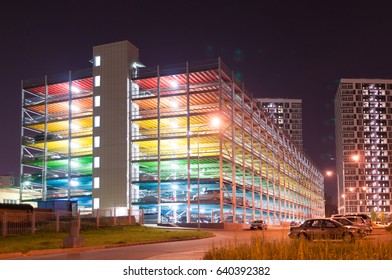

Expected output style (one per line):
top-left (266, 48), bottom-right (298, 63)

top-left (336, 219), bottom-right (351, 225)
top-left (346, 217), bottom-right (361, 223)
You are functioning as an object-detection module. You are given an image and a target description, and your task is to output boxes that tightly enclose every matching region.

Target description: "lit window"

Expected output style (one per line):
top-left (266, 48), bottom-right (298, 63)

top-left (94, 136), bottom-right (100, 148)
top-left (94, 116), bottom-right (101, 127)
top-left (94, 75), bottom-right (101, 87)
top-left (93, 198), bottom-right (100, 209)
top-left (94, 56), bottom-right (101, 67)
top-left (94, 177), bottom-right (100, 189)
top-left (94, 157), bottom-right (100, 168)
top-left (94, 96), bottom-right (101, 107)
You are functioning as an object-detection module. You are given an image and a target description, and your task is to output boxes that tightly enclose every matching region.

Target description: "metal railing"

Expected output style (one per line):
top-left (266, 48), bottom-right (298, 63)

top-left (0, 208), bottom-right (144, 238)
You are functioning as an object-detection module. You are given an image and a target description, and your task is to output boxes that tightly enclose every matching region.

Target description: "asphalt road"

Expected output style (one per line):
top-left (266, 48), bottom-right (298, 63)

top-left (4, 227), bottom-right (391, 260)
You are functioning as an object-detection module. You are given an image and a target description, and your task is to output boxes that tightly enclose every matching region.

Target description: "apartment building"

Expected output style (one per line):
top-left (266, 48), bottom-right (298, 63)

top-left (335, 78), bottom-right (392, 217)
top-left (257, 98), bottom-right (303, 149)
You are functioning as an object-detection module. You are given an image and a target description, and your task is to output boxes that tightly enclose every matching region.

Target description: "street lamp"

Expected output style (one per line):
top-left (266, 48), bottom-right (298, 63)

top-left (196, 116), bottom-right (221, 231)
top-left (326, 170), bottom-right (341, 214)
top-left (328, 154), bottom-right (361, 215)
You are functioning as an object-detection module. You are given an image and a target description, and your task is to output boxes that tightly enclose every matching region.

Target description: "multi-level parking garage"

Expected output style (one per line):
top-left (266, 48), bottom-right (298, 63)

top-left (20, 40), bottom-right (324, 224)
top-left (20, 70), bottom-right (94, 211)
top-left (130, 59), bottom-right (325, 225)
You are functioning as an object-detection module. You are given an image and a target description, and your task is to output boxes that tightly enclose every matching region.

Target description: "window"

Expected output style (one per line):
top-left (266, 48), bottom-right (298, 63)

top-left (3, 199), bottom-right (17, 204)
top-left (94, 157), bottom-right (100, 168)
top-left (322, 220), bottom-right (337, 228)
top-left (94, 136), bottom-right (100, 148)
top-left (93, 198), bottom-right (100, 209)
top-left (307, 220), bottom-right (321, 228)
top-left (94, 177), bottom-right (100, 189)
top-left (94, 95), bottom-right (101, 107)
top-left (94, 56), bottom-right (101, 67)
top-left (94, 116), bottom-right (101, 127)
top-left (94, 75), bottom-right (101, 87)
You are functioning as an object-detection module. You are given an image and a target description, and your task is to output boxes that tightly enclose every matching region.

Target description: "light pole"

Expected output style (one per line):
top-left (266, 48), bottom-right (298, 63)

top-left (328, 154), bottom-right (360, 215)
top-left (326, 170), bottom-right (340, 214)
top-left (196, 117), bottom-right (221, 231)
top-left (197, 129), bottom-right (202, 231)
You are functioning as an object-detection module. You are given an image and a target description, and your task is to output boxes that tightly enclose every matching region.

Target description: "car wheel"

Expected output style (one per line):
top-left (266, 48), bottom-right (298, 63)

top-left (343, 232), bottom-right (354, 243)
top-left (298, 233), bottom-right (308, 241)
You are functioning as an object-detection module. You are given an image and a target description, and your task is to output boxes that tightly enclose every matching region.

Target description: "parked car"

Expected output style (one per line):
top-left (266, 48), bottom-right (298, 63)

top-left (193, 189), bottom-right (231, 203)
top-left (216, 215), bottom-right (245, 223)
top-left (288, 218), bottom-right (366, 242)
top-left (34, 132), bottom-right (63, 142)
top-left (332, 213), bottom-right (372, 227)
top-left (290, 221), bottom-right (300, 226)
top-left (344, 216), bottom-right (373, 234)
top-left (236, 197), bottom-right (250, 207)
top-left (250, 220), bottom-right (268, 230)
top-left (375, 221), bottom-right (388, 228)
top-left (331, 216), bottom-right (373, 235)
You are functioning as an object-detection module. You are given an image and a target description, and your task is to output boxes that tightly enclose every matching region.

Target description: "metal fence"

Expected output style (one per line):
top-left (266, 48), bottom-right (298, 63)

top-left (0, 208), bottom-right (144, 238)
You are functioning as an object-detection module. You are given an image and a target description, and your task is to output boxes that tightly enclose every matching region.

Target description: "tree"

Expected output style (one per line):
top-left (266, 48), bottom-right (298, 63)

top-left (371, 211), bottom-right (377, 222)
top-left (380, 212), bottom-right (386, 224)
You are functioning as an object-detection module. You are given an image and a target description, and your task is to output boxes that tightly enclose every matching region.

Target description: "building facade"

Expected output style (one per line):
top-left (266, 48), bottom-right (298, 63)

top-left (335, 78), bottom-right (392, 218)
top-left (20, 40), bottom-right (325, 225)
top-left (0, 175), bottom-right (15, 187)
top-left (0, 175), bottom-right (19, 204)
top-left (257, 98), bottom-right (303, 149)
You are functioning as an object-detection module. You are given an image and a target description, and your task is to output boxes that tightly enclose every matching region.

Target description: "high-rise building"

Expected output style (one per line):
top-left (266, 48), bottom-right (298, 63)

top-left (20, 40), bottom-right (324, 226)
top-left (257, 98), bottom-right (303, 149)
top-left (335, 78), bottom-right (392, 217)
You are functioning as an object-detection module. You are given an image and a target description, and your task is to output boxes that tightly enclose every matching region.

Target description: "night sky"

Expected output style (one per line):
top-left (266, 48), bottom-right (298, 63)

top-left (1, 0), bottom-right (392, 204)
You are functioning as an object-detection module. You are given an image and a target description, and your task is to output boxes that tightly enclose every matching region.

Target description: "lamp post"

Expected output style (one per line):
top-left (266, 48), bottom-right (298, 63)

top-left (326, 170), bottom-right (340, 214)
top-left (197, 130), bottom-right (202, 231)
top-left (328, 154), bottom-right (360, 215)
top-left (196, 117), bottom-right (221, 231)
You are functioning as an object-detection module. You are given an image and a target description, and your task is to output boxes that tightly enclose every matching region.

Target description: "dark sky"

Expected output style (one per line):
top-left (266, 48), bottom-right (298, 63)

top-left (1, 0), bottom-right (392, 204)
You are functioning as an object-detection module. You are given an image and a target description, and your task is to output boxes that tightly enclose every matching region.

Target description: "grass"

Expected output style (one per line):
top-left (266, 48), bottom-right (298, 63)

top-left (0, 225), bottom-right (213, 254)
top-left (203, 234), bottom-right (392, 260)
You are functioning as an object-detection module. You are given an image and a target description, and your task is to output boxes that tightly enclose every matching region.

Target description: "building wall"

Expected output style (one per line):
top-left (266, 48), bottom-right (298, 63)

top-left (0, 188), bottom-right (20, 204)
top-left (0, 176), bottom-right (15, 187)
top-left (257, 98), bottom-right (303, 150)
top-left (92, 41), bottom-right (139, 210)
top-left (335, 78), bottom-right (392, 217)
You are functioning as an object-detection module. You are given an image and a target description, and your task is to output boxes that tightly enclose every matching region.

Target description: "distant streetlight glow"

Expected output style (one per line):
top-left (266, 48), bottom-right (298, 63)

top-left (326, 170), bottom-right (333, 177)
top-left (211, 117), bottom-right (221, 127)
top-left (352, 154), bottom-right (360, 162)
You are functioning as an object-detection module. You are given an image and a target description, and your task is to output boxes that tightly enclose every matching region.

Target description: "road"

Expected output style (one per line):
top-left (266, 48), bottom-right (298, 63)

top-left (4, 227), bottom-right (391, 260)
